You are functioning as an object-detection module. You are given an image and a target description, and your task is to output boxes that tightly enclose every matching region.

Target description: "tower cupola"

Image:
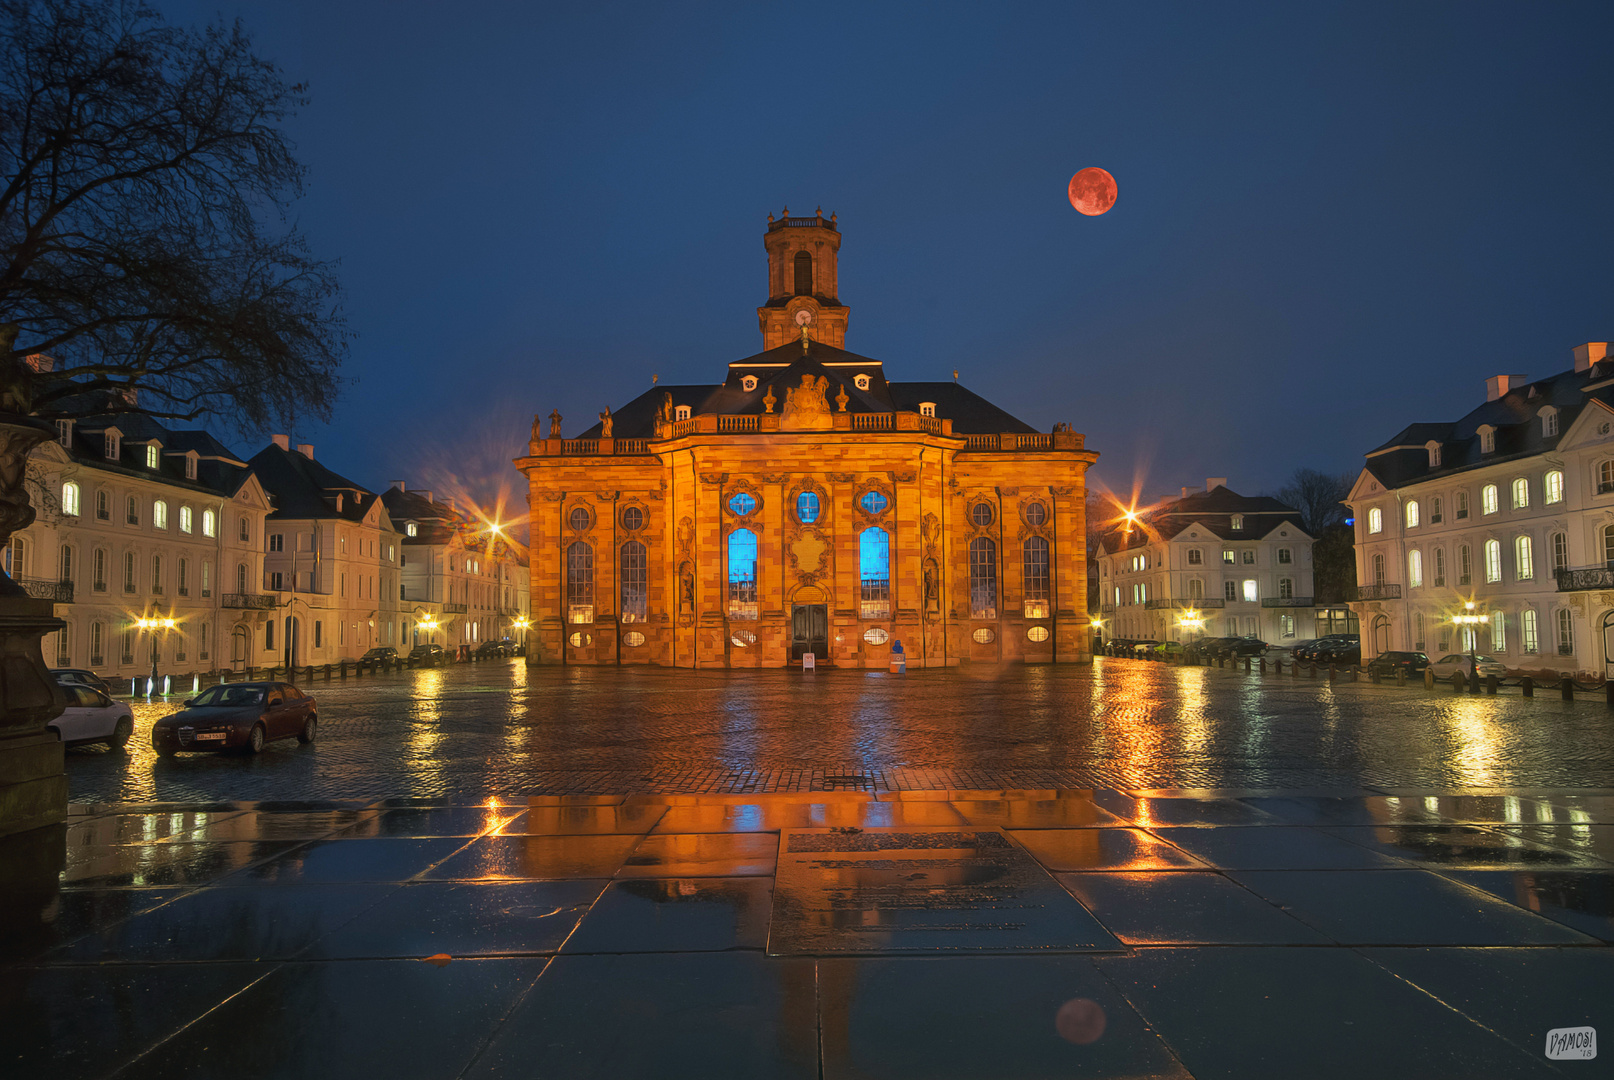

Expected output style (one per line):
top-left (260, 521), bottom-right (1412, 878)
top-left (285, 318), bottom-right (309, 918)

top-left (757, 207), bottom-right (850, 350)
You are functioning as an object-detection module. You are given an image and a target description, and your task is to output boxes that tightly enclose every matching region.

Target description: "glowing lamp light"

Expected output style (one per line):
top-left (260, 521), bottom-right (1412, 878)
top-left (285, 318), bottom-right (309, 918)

top-left (135, 617), bottom-right (176, 630)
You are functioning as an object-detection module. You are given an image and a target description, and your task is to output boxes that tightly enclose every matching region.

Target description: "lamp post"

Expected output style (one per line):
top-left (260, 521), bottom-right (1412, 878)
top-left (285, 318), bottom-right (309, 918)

top-left (513, 617), bottom-right (530, 650)
top-left (1451, 601), bottom-right (1489, 693)
top-left (1178, 609), bottom-right (1205, 663)
top-left (134, 617), bottom-right (175, 695)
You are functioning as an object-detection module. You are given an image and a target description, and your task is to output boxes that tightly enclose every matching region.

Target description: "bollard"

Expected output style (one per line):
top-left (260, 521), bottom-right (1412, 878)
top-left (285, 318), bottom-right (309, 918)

top-left (1292, 659), bottom-right (1300, 679)
top-left (1349, 666), bottom-right (1359, 682)
top-left (1452, 672), bottom-right (1464, 692)
top-left (1469, 670), bottom-right (1481, 695)
top-left (1259, 657), bottom-right (1266, 674)
top-left (1395, 668), bottom-right (1406, 686)
top-left (1522, 676), bottom-right (1533, 698)
top-left (1485, 674), bottom-right (1498, 695)
top-left (1424, 668), bottom-right (1435, 691)
top-left (1561, 676), bottom-right (1574, 701)
top-left (1309, 663), bottom-right (1318, 679)
top-left (1369, 666), bottom-right (1379, 684)
top-left (1328, 664), bottom-right (1337, 682)
top-left (1244, 657), bottom-right (1251, 673)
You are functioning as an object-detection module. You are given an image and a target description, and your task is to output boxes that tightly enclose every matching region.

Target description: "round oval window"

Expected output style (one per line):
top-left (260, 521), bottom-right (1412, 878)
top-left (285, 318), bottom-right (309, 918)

top-left (623, 631), bottom-right (646, 647)
top-left (728, 492), bottom-right (756, 516)
top-left (568, 506), bottom-right (591, 531)
top-left (971, 503), bottom-right (994, 527)
top-left (568, 631), bottom-right (592, 648)
top-left (731, 629), bottom-right (757, 647)
top-left (796, 490), bottom-right (820, 524)
top-left (621, 506), bottom-right (644, 530)
top-left (1027, 626), bottom-right (1050, 643)
top-left (1025, 502), bottom-right (1047, 527)
top-left (972, 627), bottom-right (996, 645)
top-left (860, 490), bottom-right (888, 515)
top-left (863, 627), bottom-right (889, 646)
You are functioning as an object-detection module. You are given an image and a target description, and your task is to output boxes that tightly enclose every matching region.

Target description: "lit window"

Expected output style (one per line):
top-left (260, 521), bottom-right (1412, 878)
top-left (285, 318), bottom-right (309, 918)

top-left (1279, 576), bottom-right (1294, 599)
top-left (741, 375), bottom-right (757, 392)
top-left (202, 510), bottom-right (216, 537)
top-left (1405, 501), bottom-right (1419, 528)
top-left (1478, 425), bottom-right (1496, 454)
top-left (1482, 484), bottom-right (1498, 515)
top-left (919, 402), bottom-right (936, 418)
top-left (728, 529), bottom-right (758, 619)
top-left (1484, 539), bottom-right (1501, 583)
top-left (1408, 551), bottom-right (1422, 588)
top-left (406, 523), bottom-right (418, 537)
top-left (1515, 535), bottom-right (1534, 580)
top-left (566, 541), bottom-right (594, 623)
top-left (145, 445), bottom-right (159, 469)
top-left (1426, 441), bottom-right (1441, 468)
top-left (104, 432), bottom-right (119, 460)
top-left (1541, 408), bottom-right (1558, 437)
top-left (1222, 549), bottom-right (1235, 564)
top-left (796, 491), bottom-right (819, 523)
top-left (1522, 609), bottom-right (1539, 653)
top-left (1241, 579), bottom-right (1258, 603)
top-left (1230, 514), bottom-right (1244, 530)
top-left (620, 540), bottom-right (647, 623)
top-left (1511, 478), bottom-right (1528, 509)
top-left (1280, 614), bottom-right (1295, 639)
top-left (61, 482), bottom-right (79, 516)
top-left (969, 537), bottom-right (997, 618)
top-left (1601, 462), bottom-right (1614, 495)
top-left (1367, 508), bottom-right (1382, 534)
top-left (185, 454), bottom-right (196, 480)
top-left (854, 374), bottom-right (871, 391)
top-left (1022, 536), bottom-right (1050, 618)
top-left (1545, 470), bottom-right (1563, 504)
top-left (863, 490), bottom-right (890, 516)
top-left (1491, 611), bottom-right (1506, 652)
top-left (153, 500), bottom-right (167, 529)
top-left (859, 527), bottom-right (891, 619)
top-left (675, 405), bottom-right (691, 421)
top-left (179, 506), bottom-right (192, 533)
top-left (728, 492), bottom-right (756, 516)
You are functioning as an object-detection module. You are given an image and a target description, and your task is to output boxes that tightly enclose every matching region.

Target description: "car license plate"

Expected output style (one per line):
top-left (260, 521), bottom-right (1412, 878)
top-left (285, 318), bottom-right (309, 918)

top-left (195, 732), bottom-right (227, 741)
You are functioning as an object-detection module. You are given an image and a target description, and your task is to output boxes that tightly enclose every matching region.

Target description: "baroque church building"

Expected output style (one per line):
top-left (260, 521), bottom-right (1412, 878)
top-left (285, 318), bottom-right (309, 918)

top-left (516, 211), bottom-right (1098, 668)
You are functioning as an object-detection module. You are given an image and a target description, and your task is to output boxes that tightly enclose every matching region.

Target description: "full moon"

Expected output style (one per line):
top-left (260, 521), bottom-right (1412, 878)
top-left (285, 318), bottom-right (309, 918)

top-left (1068, 167), bottom-right (1117, 216)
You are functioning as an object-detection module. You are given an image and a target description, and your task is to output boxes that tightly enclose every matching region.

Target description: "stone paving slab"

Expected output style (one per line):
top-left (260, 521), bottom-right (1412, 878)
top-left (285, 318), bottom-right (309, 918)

top-left (5, 791), bottom-right (1613, 1078)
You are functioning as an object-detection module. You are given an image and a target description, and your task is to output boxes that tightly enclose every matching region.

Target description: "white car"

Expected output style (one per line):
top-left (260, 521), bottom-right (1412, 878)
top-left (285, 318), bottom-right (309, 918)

top-left (1430, 653), bottom-right (1509, 680)
top-left (49, 684), bottom-right (135, 749)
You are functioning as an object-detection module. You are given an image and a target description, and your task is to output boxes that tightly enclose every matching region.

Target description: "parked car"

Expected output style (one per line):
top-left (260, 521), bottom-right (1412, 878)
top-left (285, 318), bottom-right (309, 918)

top-left (152, 682), bottom-right (317, 756)
top-left (1365, 651), bottom-right (1430, 678)
top-left (1225, 637), bottom-right (1270, 658)
top-left (1430, 653), bottom-right (1508, 680)
top-left (1129, 639), bottom-right (1161, 656)
top-left (49, 684), bottom-right (134, 749)
top-left (408, 643), bottom-right (445, 665)
top-left (1294, 636), bottom-right (1354, 663)
top-left (358, 647), bottom-right (398, 667)
top-left (473, 640), bottom-right (511, 659)
top-left (1313, 640), bottom-right (1362, 666)
top-left (51, 668), bottom-right (114, 696)
top-left (1148, 641), bottom-right (1186, 659)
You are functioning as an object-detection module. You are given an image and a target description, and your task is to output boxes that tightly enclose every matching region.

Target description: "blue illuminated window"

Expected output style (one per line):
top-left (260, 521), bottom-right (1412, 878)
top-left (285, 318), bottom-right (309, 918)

top-left (860, 490), bottom-right (888, 515)
top-left (728, 492), bottom-right (756, 517)
top-left (727, 529), bottom-right (757, 619)
top-left (860, 527), bottom-right (890, 619)
top-left (796, 491), bottom-right (820, 524)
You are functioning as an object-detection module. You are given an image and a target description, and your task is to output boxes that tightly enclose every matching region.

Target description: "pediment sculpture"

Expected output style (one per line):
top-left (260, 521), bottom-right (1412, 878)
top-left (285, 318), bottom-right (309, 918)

top-left (781, 374), bottom-right (832, 431)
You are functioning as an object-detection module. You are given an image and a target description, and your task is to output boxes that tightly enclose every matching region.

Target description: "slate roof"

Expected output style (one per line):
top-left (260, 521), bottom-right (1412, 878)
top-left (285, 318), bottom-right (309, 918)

top-left (1096, 486), bottom-right (1310, 554)
top-left (248, 444), bottom-right (385, 524)
top-left (62, 412), bottom-right (254, 500)
top-left (380, 488), bottom-right (460, 545)
top-left (574, 338), bottom-right (1037, 439)
top-left (1362, 361), bottom-right (1609, 490)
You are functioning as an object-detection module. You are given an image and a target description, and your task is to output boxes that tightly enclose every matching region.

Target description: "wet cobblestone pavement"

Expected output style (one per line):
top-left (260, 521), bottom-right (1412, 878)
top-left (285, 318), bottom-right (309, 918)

top-left (10, 659), bottom-right (1613, 1078)
top-left (56, 658), bottom-right (1614, 803)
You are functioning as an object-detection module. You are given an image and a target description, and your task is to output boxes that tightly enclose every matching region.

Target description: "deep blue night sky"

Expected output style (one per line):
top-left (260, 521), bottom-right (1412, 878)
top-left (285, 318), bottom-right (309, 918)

top-left (158, 1), bottom-right (1614, 520)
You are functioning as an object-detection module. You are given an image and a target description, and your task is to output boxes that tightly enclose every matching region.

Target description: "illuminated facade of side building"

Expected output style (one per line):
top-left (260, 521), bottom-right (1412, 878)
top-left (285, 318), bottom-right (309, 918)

top-left (516, 212), bottom-right (1098, 668)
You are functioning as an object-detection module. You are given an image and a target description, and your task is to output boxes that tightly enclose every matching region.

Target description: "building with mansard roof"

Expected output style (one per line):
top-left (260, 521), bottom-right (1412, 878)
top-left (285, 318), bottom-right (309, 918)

top-left (1093, 480), bottom-right (1341, 646)
top-left (1346, 342), bottom-right (1614, 672)
top-left (516, 212), bottom-right (1098, 668)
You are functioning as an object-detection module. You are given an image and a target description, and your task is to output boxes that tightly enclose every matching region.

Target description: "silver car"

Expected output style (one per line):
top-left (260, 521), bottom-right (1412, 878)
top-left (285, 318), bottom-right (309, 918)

top-left (1430, 653), bottom-right (1509, 680)
top-left (49, 684), bottom-right (135, 749)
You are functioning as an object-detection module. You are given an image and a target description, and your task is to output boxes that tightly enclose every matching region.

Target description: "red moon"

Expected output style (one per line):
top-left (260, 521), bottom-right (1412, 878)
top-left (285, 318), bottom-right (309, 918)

top-left (1068, 168), bottom-right (1117, 216)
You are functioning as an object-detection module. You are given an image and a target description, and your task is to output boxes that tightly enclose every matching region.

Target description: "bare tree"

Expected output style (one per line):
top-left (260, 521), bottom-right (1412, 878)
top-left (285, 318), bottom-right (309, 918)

top-left (1277, 468), bottom-right (1354, 535)
top-left (0, 0), bottom-right (347, 429)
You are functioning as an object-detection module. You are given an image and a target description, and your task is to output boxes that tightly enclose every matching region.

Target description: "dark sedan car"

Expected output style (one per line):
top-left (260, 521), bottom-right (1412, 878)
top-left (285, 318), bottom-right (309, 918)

top-left (1365, 650), bottom-right (1430, 678)
top-left (409, 643), bottom-right (445, 665)
top-left (472, 640), bottom-right (511, 659)
top-left (358, 647), bottom-right (398, 667)
top-left (152, 681), bottom-right (317, 756)
top-left (1314, 640), bottom-right (1362, 666)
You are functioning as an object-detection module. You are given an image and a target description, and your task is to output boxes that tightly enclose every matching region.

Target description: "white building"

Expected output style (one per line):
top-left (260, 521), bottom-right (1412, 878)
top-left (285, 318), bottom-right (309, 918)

top-left (1347, 342), bottom-right (1614, 674)
top-left (1094, 480), bottom-right (1327, 645)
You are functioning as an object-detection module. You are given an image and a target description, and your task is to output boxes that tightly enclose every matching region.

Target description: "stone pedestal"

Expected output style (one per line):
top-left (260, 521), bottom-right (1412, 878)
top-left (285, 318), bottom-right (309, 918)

top-left (0, 595), bottom-right (68, 838)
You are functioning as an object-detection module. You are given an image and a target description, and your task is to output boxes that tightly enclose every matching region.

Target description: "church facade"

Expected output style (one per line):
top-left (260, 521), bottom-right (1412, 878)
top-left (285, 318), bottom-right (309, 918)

top-left (516, 211), bottom-right (1098, 668)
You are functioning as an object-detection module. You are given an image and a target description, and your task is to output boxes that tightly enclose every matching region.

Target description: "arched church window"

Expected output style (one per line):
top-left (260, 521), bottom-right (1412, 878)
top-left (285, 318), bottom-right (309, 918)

top-left (566, 541), bottom-right (593, 624)
top-left (969, 537), bottom-right (998, 619)
top-left (727, 529), bottom-right (757, 619)
top-left (793, 250), bottom-right (812, 296)
top-left (1023, 536), bottom-right (1050, 618)
top-left (620, 541), bottom-right (647, 623)
top-left (859, 528), bottom-right (890, 619)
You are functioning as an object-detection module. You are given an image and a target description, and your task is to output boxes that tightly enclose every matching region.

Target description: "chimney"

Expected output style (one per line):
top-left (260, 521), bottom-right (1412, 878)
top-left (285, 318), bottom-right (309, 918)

top-left (1574, 342), bottom-right (1610, 373)
top-left (443, 497), bottom-right (456, 512)
top-left (270, 434), bottom-right (289, 451)
top-left (296, 443), bottom-right (314, 459)
top-left (1181, 487), bottom-right (1191, 499)
top-left (1206, 477), bottom-right (1228, 492)
top-left (1485, 375), bottom-right (1527, 401)
top-left (418, 490), bottom-right (433, 503)
top-left (390, 480), bottom-right (405, 492)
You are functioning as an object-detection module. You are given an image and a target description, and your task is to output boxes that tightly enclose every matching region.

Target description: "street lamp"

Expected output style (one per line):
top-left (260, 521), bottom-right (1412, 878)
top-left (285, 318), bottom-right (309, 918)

top-left (134, 617), bottom-right (175, 695)
top-left (1177, 609), bottom-right (1205, 662)
top-left (1451, 601), bottom-right (1489, 692)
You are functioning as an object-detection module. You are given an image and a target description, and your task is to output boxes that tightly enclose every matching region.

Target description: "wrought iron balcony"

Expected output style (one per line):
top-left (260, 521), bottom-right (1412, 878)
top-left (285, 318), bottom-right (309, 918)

top-left (442, 602), bottom-right (468, 614)
top-left (1555, 566), bottom-right (1614, 592)
top-left (17, 577), bottom-right (72, 602)
top-left (223, 593), bottom-right (276, 609)
top-left (1262, 596), bottom-right (1315, 608)
top-left (1144, 597), bottom-right (1226, 610)
top-left (1352, 583), bottom-right (1402, 601)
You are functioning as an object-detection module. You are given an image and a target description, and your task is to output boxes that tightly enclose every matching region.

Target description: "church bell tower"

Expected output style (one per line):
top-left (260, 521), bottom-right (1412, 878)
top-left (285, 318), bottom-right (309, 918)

top-left (758, 207), bottom-right (850, 350)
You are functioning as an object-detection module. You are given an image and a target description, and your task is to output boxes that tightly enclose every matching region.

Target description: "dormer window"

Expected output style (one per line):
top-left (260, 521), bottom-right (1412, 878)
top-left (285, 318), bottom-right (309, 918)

top-left (919, 402), bottom-right (936, 418)
top-left (854, 373), bottom-right (871, 391)
top-left (406, 522), bottom-right (418, 537)
top-left (741, 375), bottom-right (758, 392)
top-left (1230, 514), bottom-right (1244, 530)
top-left (675, 405), bottom-right (691, 422)
top-left (145, 444), bottom-right (160, 469)
top-left (103, 431), bottom-right (120, 460)
top-left (1478, 425), bottom-right (1496, 454)
top-left (1540, 407), bottom-right (1559, 438)
top-left (335, 494), bottom-right (344, 513)
top-left (184, 452), bottom-right (197, 480)
top-left (56, 419), bottom-right (72, 448)
top-left (1426, 440), bottom-right (1441, 468)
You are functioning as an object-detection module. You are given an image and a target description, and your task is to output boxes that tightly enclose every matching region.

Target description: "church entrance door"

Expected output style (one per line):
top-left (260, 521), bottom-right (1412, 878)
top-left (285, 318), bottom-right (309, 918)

top-left (790, 604), bottom-right (828, 663)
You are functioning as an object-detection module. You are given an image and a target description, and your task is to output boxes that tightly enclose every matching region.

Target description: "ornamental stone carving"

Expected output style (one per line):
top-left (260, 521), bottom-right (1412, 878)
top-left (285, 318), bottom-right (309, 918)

top-left (781, 374), bottom-right (832, 430)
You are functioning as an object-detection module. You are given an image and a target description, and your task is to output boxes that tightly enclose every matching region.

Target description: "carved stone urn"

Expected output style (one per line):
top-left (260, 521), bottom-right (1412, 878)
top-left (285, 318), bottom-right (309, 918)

top-left (0, 412), bottom-right (68, 838)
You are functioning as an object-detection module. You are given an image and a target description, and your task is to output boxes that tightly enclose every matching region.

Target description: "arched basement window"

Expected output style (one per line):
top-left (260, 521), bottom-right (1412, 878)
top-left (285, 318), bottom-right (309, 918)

top-left (860, 527), bottom-right (890, 619)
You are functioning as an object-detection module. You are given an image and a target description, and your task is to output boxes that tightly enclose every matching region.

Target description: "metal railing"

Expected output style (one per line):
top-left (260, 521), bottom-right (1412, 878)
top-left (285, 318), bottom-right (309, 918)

top-left (768, 216), bottom-right (836, 232)
top-left (1144, 597), bottom-right (1226, 610)
top-left (17, 577), bottom-right (72, 602)
top-left (1352, 583), bottom-right (1402, 601)
top-left (222, 593), bottom-right (276, 609)
top-left (1555, 566), bottom-right (1614, 592)
top-left (1262, 596), bottom-right (1315, 607)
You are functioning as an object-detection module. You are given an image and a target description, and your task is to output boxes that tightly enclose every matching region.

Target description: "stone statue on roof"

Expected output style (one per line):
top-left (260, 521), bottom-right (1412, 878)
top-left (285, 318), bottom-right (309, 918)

top-left (547, 409), bottom-right (562, 440)
top-left (781, 373), bottom-right (831, 431)
top-left (529, 414), bottom-right (543, 454)
top-left (599, 407), bottom-right (613, 438)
